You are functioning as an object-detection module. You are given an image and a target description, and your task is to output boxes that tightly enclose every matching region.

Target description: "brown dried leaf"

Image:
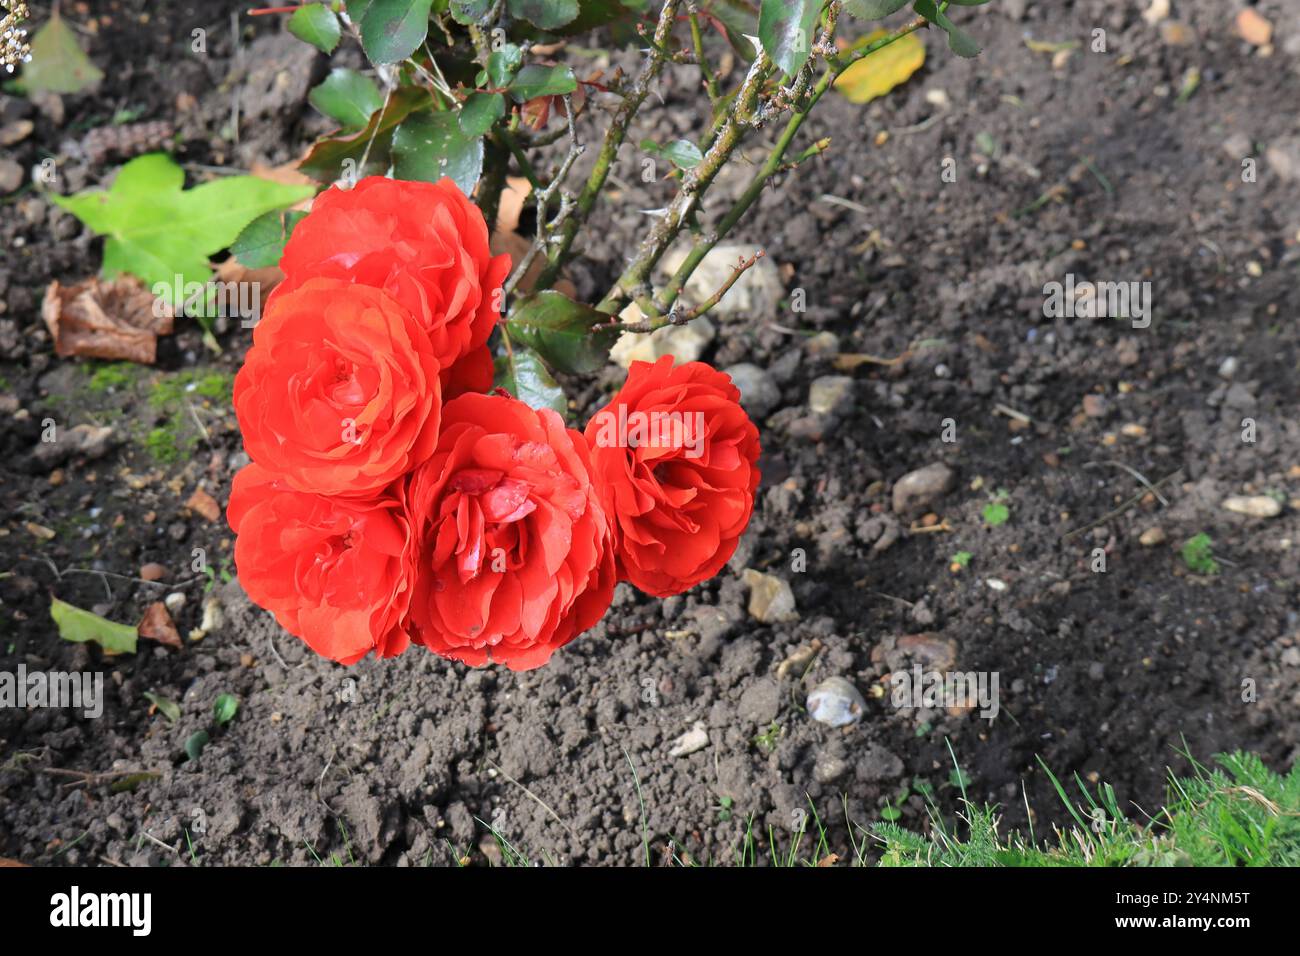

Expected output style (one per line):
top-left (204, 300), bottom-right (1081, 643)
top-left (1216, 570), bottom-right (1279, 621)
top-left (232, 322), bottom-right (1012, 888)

top-left (185, 487), bottom-right (222, 523)
top-left (42, 275), bottom-right (173, 364)
top-left (138, 602), bottom-right (182, 649)
top-left (496, 176), bottom-right (532, 235)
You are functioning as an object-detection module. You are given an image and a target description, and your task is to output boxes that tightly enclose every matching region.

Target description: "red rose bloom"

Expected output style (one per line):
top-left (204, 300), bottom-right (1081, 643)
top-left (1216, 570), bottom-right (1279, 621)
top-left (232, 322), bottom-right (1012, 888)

top-left (274, 176), bottom-right (510, 397)
top-left (584, 356), bottom-right (760, 597)
top-left (228, 463), bottom-right (412, 665)
top-left (234, 277), bottom-right (441, 497)
top-left (405, 393), bottom-right (616, 671)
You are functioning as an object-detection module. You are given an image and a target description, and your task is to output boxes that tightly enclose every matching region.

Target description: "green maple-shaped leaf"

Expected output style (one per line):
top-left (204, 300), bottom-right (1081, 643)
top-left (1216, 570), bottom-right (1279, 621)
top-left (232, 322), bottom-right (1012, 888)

top-left (52, 154), bottom-right (315, 304)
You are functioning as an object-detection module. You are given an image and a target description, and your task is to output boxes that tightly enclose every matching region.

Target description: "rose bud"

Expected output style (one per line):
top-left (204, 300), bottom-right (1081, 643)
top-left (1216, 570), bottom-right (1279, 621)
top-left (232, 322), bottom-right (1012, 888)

top-left (234, 277), bottom-right (442, 497)
top-left (585, 356), bottom-right (761, 597)
top-left (273, 176), bottom-right (511, 397)
top-left (228, 464), bottom-right (412, 665)
top-left (404, 393), bottom-right (616, 671)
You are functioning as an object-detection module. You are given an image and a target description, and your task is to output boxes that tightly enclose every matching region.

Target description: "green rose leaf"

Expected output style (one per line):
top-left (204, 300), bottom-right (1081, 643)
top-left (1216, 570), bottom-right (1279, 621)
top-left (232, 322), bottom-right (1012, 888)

top-left (459, 91), bottom-right (506, 137)
top-left (507, 0), bottom-right (579, 31)
top-left (308, 68), bottom-right (385, 130)
top-left (494, 346), bottom-right (568, 416)
top-left (912, 0), bottom-right (981, 57)
top-left (508, 64), bottom-right (577, 102)
top-left (288, 3), bottom-right (343, 53)
top-left (300, 86), bottom-right (433, 182)
top-left (487, 45), bottom-right (524, 88)
top-left (758, 0), bottom-right (819, 76)
top-left (450, 0), bottom-right (493, 24)
top-left (232, 209), bottom-right (307, 269)
top-left (643, 138), bottom-right (703, 170)
top-left (843, 0), bottom-right (911, 19)
top-left (359, 0), bottom-right (434, 65)
top-left (506, 290), bottom-right (619, 375)
top-left (392, 111), bottom-right (484, 196)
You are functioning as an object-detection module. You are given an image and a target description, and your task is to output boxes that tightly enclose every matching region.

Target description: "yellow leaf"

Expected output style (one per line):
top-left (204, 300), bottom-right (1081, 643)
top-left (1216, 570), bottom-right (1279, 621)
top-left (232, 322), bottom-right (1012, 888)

top-left (834, 30), bottom-right (926, 105)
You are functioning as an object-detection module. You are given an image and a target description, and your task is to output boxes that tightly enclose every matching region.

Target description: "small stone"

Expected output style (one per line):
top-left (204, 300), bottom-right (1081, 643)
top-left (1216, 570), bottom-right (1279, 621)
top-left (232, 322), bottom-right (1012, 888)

top-left (140, 563), bottom-right (168, 582)
top-left (924, 88), bottom-right (950, 108)
top-left (723, 363), bottom-right (780, 419)
top-left (1141, 0), bottom-right (1168, 26)
top-left (33, 424), bottom-right (116, 466)
top-left (164, 592), bottom-right (187, 614)
top-left (1281, 648), bottom-right (1300, 668)
top-left (1139, 527), bottom-right (1166, 547)
top-left (185, 487), bottom-right (222, 523)
top-left (1217, 356), bottom-right (1239, 379)
top-left (0, 159), bottom-right (22, 194)
top-left (1236, 8), bottom-right (1272, 46)
top-left (668, 721), bottom-right (710, 757)
top-left (896, 633), bottom-right (958, 671)
top-left (806, 677), bottom-right (866, 728)
top-left (201, 596), bottom-right (224, 633)
top-left (1082, 394), bottom-right (1108, 418)
top-left (742, 569), bottom-right (798, 623)
top-left (659, 243), bottom-right (783, 320)
top-left (1160, 21), bottom-right (1196, 46)
top-left (1265, 138), bottom-right (1300, 183)
top-left (808, 375), bottom-right (854, 417)
top-left (0, 120), bottom-right (33, 146)
top-left (891, 463), bottom-right (956, 516)
top-left (1221, 134), bottom-right (1252, 160)
top-left (804, 331), bottom-right (840, 357)
top-left (776, 644), bottom-right (818, 680)
top-left (813, 753), bottom-right (849, 784)
top-left (1222, 495), bottom-right (1282, 518)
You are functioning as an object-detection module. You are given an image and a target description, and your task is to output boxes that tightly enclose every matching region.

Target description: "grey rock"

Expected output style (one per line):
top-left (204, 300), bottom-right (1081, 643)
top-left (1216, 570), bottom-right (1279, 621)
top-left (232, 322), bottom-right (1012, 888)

top-left (724, 362), bottom-right (780, 419)
top-left (806, 676), bottom-right (865, 727)
top-left (808, 375), bottom-right (854, 417)
top-left (742, 569), bottom-right (798, 623)
top-left (891, 463), bottom-right (956, 516)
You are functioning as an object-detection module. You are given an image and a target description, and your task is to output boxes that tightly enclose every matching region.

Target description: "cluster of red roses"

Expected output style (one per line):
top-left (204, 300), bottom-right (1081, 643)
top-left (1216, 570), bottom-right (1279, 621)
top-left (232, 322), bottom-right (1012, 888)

top-left (229, 177), bottom-right (760, 671)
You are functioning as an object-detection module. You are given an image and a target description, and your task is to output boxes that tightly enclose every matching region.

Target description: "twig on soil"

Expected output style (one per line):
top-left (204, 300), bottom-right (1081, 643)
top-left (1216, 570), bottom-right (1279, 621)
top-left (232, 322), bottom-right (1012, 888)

top-left (1060, 469), bottom-right (1181, 542)
top-left (1084, 459), bottom-right (1169, 506)
top-left (487, 758), bottom-right (575, 836)
top-left (993, 403), bottom-right (1038, 426)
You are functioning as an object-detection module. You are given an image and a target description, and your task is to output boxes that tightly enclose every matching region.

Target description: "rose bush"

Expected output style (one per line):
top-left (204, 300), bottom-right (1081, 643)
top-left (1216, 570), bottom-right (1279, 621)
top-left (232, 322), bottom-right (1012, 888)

top-left (233, 277), bottom-right (442, 497)
top-left (227, 463), bottom-right (412, 665)
top-left (230, 176), bottom-right (760, 671)
top-left (585, 356), bottom-right (761, 597)
top-left (405, 393), bottom-right (616, 671)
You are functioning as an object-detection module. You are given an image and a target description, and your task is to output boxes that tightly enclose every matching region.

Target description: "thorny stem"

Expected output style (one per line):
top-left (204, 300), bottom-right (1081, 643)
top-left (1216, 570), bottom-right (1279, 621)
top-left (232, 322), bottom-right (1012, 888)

top-left (595, 48), bottom-right (776, 315)
top-left (688, 7), bottom-right (722, 106)
top-left (532, 0), bottom-right (683, 292)
top-left (650, 12), bottom-right (933, 317)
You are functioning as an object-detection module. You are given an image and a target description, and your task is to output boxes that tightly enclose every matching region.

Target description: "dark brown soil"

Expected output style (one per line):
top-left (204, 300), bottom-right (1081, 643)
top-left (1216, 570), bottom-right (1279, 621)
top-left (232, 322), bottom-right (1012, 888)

top-left (2, 0), bottom-right (1299, 866)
